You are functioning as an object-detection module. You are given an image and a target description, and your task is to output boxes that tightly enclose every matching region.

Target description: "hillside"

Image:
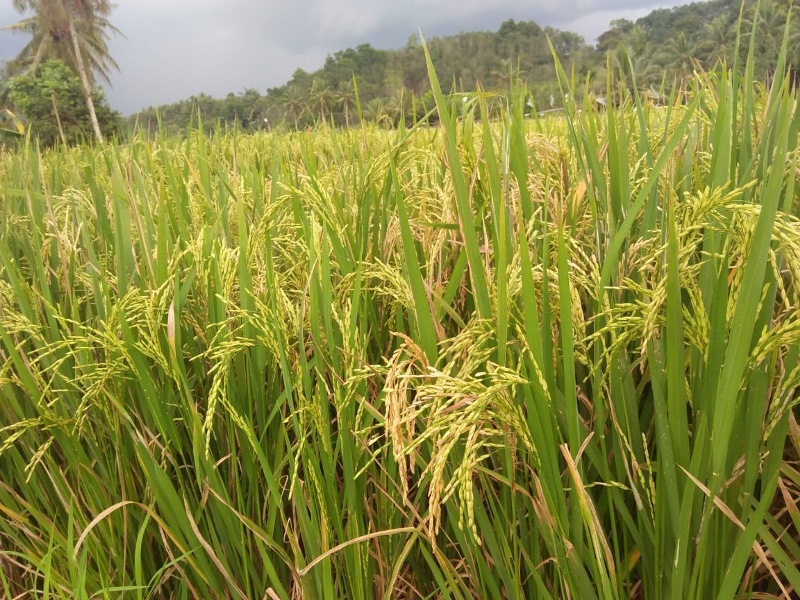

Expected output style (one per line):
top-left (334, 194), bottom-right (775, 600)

top-left (130, 0), bottom-right (798, 132)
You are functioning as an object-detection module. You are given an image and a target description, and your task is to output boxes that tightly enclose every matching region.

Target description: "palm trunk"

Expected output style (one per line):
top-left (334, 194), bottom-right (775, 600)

top-left (51, 93), bottom-right (68, 145)
top-left (67, 14), bottom-right (103, 143)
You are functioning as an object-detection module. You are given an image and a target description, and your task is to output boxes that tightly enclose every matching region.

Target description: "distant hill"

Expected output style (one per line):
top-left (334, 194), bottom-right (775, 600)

top-left (130, 0), bottom-right (797, 133)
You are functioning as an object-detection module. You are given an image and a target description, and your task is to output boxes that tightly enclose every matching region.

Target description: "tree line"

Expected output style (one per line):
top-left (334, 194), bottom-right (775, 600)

top-left (129, 0), bottom-right (800, 134)
top-left (2, 0), bottom-right (800, 144)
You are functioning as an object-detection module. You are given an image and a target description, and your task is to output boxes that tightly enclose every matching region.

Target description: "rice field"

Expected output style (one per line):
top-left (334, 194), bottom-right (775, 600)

top-left (1, 49), bottom-right (800, 599)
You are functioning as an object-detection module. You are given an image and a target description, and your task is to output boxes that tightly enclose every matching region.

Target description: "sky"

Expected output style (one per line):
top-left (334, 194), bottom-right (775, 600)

top-left (0, 0), bottom-right (689, 115)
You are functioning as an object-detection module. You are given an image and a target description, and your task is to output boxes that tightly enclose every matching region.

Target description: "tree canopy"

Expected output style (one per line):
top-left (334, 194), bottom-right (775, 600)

top-left (6, 0), bottom-right (120, 85)
top-left (8, 58), bottom-right (118, 146)
top-left (5, 0), bottom-right (121, 141)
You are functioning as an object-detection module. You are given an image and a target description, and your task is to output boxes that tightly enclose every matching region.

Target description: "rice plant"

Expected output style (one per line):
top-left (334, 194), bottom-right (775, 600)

top-left (1, 37), bottom-right (800, 599)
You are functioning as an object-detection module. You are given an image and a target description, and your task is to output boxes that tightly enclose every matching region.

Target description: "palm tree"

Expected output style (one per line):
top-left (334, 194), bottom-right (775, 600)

top-left (613, 25), bottom-right (652, 90)
top-left (281, 85), bottom-right (306, 128)
top-left (655, 31), bottom-right (696, 86)
top-left (337, 79), bottom-right (357, 128)
top-left (6, 0), bottom-right (120, 142)
top-left (386, 87), bottom-right (406, 127)
top-left (308, 78), bottom-right (336, 123)
top-left (698, 15), bottom-right (734, 65)
top-left (363, 98), bottom-right (390, 127)
top-left (743, 0), bottom-right (788, 56)
top-left (492, 58), bottom-right (517, 89)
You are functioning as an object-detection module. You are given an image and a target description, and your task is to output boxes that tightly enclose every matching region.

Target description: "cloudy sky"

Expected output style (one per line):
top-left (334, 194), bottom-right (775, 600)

top-left (0, 0), bottom-right (687, 115)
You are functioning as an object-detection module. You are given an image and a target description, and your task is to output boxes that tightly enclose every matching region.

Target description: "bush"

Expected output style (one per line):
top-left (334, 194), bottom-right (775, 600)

top-left (8, 59), bottom-right (119, 146)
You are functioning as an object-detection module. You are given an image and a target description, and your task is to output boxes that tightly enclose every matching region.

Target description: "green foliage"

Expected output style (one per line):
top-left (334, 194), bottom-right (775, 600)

top-left (605, 0), bottom-right (800, 84)
top-left (5, 0), bottom-right (120, 86)
top-left (3, 5), bottom-right (800, 600)
top-left (8, 59), bottom-right (118, 145)
top-left (6, 0), bottom-right (122, 143)
top-left (2, 44), bottom-right (800, 598)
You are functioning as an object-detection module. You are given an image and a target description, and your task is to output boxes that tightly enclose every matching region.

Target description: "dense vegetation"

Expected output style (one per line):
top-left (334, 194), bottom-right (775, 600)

top-left (1, 31), bottom-right (800, 598)
top-left (7, 59), bottom-right (118, 145)
top-left (129, 0), bottom-right (800, 133)
top-left (2, 0), bottom-right (800, 598)
top-left (4, 0), bottom-right (120, 143)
